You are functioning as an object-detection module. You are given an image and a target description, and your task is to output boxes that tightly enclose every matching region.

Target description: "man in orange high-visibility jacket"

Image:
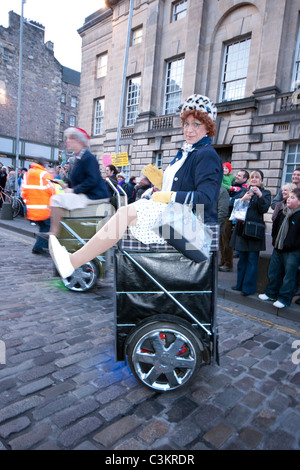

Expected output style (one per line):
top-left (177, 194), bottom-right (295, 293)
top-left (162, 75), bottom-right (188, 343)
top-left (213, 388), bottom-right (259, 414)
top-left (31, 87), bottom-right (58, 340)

top-left (22, 158), bottom-right (56, 255)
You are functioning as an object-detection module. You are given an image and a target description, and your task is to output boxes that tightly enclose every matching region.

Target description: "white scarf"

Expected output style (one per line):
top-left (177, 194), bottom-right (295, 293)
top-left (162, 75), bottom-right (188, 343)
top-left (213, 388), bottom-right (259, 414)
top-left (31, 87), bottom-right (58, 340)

top-left (162, 143), bottom-right (193, 191)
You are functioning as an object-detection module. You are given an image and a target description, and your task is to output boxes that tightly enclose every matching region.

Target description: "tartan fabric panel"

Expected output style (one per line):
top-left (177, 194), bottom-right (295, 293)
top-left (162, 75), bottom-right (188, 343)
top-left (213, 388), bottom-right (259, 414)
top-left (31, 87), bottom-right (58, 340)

top-left (118, 228), bottom-right (175, 252)
top-left (118, 224), bottom-right (219, 252)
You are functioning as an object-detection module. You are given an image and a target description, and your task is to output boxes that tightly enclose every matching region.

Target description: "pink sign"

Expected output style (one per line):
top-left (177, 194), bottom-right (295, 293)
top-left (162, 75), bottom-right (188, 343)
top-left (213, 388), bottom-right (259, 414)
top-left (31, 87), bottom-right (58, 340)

top-left (102, 154), bottom-right (112, 167)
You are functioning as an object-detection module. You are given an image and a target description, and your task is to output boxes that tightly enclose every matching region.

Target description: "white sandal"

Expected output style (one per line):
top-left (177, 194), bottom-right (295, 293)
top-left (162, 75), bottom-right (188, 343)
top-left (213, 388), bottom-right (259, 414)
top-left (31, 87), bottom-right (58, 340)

top-left (49, 235), bottom-right (75, 279)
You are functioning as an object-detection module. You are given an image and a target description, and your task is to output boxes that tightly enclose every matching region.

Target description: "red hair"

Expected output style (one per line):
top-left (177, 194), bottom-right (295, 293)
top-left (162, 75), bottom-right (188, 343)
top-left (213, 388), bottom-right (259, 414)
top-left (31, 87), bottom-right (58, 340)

top-left (180, 110), bottom-right (216, 137)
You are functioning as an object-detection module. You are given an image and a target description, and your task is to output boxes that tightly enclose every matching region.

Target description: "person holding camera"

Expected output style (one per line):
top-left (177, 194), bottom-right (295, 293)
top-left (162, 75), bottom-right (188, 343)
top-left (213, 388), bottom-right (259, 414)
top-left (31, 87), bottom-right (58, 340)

top-left (230, 170), bottom-right (271, 296)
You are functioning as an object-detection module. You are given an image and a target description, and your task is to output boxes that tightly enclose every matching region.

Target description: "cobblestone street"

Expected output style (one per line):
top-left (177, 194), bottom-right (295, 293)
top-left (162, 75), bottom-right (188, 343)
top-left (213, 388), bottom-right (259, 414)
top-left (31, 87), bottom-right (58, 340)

top-left (0, 227), bottom-right (300, 451)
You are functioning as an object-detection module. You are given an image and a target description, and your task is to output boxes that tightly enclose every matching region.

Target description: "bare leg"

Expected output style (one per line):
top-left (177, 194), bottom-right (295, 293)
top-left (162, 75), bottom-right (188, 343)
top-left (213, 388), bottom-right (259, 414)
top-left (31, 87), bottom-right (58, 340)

top-left (69, 204), bottom-right (137, 269)
top-left (49, 204), bottom-right (138, 279)
top-left (49, 207), bottom-right (64, 236)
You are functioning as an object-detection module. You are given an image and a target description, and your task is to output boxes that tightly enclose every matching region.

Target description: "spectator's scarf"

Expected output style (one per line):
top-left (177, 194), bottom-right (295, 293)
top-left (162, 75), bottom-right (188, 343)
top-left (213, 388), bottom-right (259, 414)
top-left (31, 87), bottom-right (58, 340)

top-left (275, 206), bottom-right (300, 249)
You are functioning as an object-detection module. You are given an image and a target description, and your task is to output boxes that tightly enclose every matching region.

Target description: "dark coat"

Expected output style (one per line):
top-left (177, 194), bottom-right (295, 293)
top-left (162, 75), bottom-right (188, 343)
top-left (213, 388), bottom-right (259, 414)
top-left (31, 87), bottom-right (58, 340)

top-left (217, 186), bottom-right (230, 234)
top-left (125, 181), bottom-right (137, 204)
top-left (230, 187), bottom-right (271, 252)
top-left (69, 150), bottom-right (109, 200)
top-left (271, 208), bottom-right (300, 252)
top-left (171, 143), bottom-right (223, 223)
top-left (0, 172), bottom-right (7, 190)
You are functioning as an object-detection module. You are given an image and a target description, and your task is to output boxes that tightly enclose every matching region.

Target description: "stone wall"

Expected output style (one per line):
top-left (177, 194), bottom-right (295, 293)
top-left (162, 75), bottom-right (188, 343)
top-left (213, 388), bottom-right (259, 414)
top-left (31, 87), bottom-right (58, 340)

top-left (0, 12), bottom-right (62, 146)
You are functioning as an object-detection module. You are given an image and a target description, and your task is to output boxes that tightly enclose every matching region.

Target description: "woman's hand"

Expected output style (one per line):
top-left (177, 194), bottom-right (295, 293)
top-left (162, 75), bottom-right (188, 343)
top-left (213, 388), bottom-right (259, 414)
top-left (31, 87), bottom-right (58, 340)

top-left (64, 187), bottom-right (74, 194)
top-left (251, 186), bottom-right (262, 198)
top-left (142, 164), bottom-right (163, 189)
top-left (56, 181), bottom-right (68, 189)
top-left (241, 186), bottom-right (262, 202)
top-left (152, 191), bottom-right (173, 204)
top-left (241, 189), bottom-right (253, 202)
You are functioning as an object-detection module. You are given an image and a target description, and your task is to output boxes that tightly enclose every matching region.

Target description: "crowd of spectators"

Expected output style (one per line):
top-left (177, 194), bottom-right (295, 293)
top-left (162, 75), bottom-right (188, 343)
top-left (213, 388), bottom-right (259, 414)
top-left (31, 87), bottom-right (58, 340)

top-left (218, 165), bottom-right (300, 308)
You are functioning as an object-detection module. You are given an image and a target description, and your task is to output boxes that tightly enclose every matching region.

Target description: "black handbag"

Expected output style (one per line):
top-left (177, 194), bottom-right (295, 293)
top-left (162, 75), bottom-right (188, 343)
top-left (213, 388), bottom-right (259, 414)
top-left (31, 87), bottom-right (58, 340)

top-left (243, 220), bottom-right (265, 240)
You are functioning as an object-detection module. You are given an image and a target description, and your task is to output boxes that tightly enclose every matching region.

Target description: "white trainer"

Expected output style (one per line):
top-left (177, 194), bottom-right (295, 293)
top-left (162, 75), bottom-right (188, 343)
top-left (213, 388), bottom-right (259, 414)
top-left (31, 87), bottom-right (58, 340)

top-left (49, 235), bottom-right (75, 279)
top-left (258, 293), bottom-right (275, 301)
top-left (273, 300), bottom-right (286, 309)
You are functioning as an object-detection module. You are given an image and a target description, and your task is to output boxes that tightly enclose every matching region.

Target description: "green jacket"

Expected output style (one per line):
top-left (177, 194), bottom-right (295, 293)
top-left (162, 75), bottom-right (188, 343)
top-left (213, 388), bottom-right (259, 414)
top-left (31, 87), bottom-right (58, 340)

top-left (222, 174), bottom-right (235, 192)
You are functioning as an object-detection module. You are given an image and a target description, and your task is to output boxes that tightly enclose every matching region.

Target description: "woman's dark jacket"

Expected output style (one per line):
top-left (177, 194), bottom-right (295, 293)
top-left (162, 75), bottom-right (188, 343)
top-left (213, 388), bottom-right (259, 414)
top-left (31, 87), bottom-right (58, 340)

top-left (230, 187), bottom-right (271, 251)
top-left (171, 139), bottom-right (223, 224)
top-left (125, 181), bottom-right (137, 203)
top-left (69, 149), bottom-right (109, 200)
top-left (271, 209), bottom-right (300, 252)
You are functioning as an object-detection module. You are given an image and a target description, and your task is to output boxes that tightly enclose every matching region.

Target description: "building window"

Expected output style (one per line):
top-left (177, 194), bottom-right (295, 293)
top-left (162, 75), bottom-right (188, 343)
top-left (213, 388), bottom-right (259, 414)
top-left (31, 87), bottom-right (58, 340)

top-left (96, 53), bottom-right (108, 79)
top-left (132, 27), bottom-right (143, 45)
top-left (60, 93), bottom-right (66, 104)
top-left (284, 143), bottom-right (300, 182)
top-left (292, 24), bottom-right (300, 90)
top-left (60, 113), bottom-right (65, 122)
top-left (94, 98), bottom-right (105, 135)
top-left (69, 116), bottom-right (76, 127)
top-left (172, 0), bottom-right (188, 22)
top-left (71, 96), bottom-right (77, 108)
top-left (59, 132), bottom-right (64, 141)
top-left (126, 76), bottom-right (141, 126)
top-left (220, 37), bottom-right (251, 102)
top-left (155, 152), bottom-right (163, 168)
top-left (121, 165), bottom-right (131, 181)
top-left (164, 57), bottom-right (184, 115)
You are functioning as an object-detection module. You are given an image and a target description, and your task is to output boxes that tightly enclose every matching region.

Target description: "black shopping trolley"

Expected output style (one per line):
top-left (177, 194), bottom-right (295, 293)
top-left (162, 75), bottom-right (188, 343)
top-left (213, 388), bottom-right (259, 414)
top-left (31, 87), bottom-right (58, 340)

top-left (113, 216), bottom-right (219, 392)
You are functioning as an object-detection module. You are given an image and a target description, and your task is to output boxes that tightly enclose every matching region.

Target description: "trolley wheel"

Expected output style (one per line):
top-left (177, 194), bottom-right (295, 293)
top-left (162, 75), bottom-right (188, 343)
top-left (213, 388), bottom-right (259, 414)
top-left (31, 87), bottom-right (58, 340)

top-left (61, 260), bottom-right (99, 292)
top-left (12, 198), bottom-right (22, 218)
top-left (126, 321), bottom-right (203, 392)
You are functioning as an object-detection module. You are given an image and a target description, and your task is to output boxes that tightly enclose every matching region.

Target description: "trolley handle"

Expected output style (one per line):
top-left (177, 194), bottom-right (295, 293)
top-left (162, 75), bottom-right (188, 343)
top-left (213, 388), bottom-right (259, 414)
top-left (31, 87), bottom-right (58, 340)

top-left (106, 177), bottom-right (128, 209)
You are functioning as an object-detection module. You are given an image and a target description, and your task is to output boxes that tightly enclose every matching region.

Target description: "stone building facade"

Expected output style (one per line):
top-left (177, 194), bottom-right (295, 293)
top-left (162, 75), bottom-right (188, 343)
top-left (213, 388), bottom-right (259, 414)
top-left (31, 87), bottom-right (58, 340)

top-left (0, 11), bottom-right (80, 169)
top-left (77, 0), bottom-right (300, 223)
top-left (59, 67), bottom-right (81, 164)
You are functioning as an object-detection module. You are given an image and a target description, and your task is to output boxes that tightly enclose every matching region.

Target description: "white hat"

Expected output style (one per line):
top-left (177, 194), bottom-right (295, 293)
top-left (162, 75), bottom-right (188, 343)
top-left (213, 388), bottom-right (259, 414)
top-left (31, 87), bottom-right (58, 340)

top-left (181, 94), bottom-right (217, 121)
top-left (64, 127), bottom-right (90, 146)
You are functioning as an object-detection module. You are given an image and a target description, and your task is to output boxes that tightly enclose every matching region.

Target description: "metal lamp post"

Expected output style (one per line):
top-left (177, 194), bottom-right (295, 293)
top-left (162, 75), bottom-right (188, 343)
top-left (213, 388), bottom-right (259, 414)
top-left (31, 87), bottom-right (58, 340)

top-left (15, 0), bottom-right (26, 188)
top-left (115, 0), bottom-right (134, 153)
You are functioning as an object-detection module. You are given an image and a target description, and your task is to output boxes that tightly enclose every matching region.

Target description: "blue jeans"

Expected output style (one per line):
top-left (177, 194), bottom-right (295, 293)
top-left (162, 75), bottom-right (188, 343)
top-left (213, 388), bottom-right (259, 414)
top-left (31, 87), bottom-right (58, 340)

top-left (265, 249), bottom-right (300, 306)
top-left (33, 218), bottom-right (50, 251)
top-left (236, 251), bottom-right (259, 294)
